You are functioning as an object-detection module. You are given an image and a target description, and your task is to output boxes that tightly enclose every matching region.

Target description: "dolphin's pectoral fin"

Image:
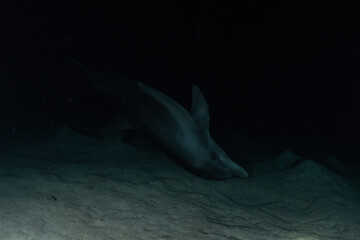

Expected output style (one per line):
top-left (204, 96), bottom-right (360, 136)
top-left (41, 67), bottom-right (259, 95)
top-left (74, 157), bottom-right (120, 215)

top-left (190, 84), bottom-right (211, 135)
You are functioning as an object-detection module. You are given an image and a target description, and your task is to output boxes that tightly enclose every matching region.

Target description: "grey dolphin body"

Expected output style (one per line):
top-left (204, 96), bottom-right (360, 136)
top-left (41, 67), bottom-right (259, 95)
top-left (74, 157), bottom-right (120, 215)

top-left (139, 84), bottom-right (248, 179)
top-left (98, 77), bottom-right (248, 179)
top-left (68, 59), bottom-right (248, 179)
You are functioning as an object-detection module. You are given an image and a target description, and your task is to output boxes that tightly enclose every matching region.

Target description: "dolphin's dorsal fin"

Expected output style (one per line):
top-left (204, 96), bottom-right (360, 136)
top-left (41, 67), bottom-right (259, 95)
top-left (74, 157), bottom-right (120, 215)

top-left (191, 84), bottom-right (210, 135)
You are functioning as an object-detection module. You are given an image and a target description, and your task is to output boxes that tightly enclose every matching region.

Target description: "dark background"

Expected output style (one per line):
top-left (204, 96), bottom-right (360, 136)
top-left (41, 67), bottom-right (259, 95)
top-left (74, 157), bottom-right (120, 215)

top-left (1, 1), bottom-right (360, 169)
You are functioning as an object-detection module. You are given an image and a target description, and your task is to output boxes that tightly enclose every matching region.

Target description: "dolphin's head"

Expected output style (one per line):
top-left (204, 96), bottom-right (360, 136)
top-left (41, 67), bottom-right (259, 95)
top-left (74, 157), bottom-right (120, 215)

top-left (172, 124), bottom-right (248, 180)
top-left (182, 141), bottom-right (248, 180)
top-left (193, 152), bottom-right (233, 179)
top-left (207, 137), bottom-right (249, 178)
top-left (190, 84), bottom-right (248, 179)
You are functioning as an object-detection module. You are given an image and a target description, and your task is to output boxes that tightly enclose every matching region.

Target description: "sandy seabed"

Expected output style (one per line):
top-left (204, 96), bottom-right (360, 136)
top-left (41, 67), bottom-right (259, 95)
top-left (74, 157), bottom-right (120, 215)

top-left (0, 126), bottom-right (359, 240)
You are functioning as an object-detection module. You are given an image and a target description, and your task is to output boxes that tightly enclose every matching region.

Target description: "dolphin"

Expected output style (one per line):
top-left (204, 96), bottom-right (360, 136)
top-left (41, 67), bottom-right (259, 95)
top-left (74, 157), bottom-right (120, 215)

top-left (67, 59), bottom-right (248, 179)
top-left (133, 82), bottom-right (249, 179)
